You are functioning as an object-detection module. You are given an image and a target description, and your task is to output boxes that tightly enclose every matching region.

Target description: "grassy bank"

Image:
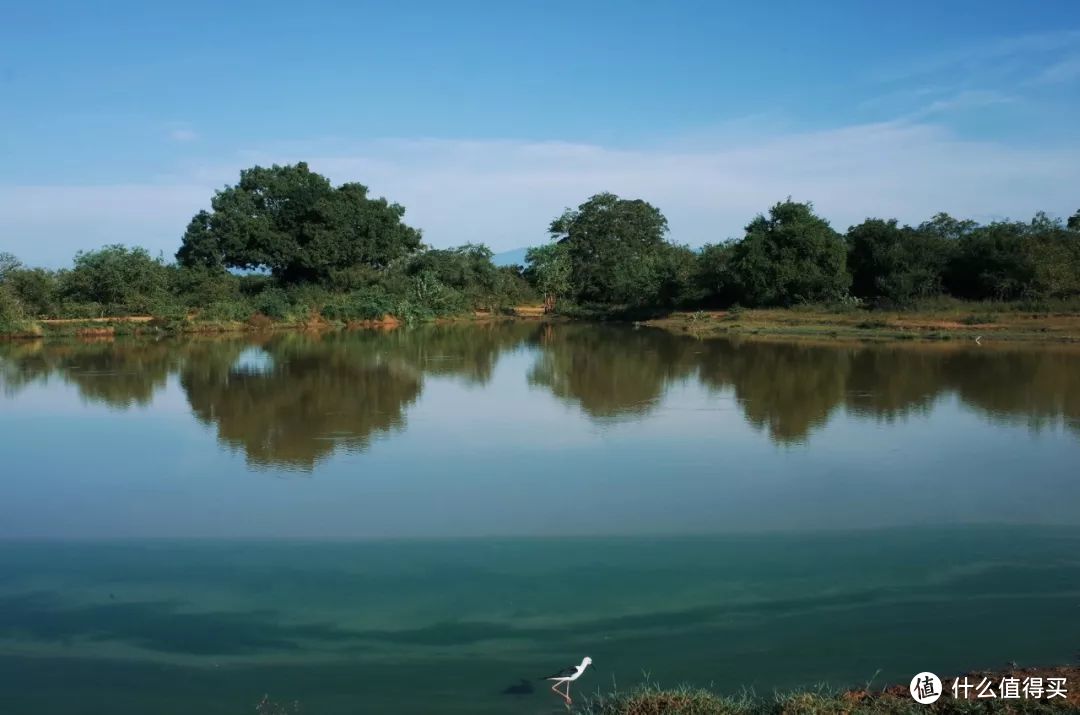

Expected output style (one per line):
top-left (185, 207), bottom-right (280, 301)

top-left (643, 299), bottom-right (1080, 343)
top-left (0, 308), bottom-right (547, 340)
top-left (575, 666), bottom-right (1080, 714)
top-left (6, 299), bottom-right (1080, 343)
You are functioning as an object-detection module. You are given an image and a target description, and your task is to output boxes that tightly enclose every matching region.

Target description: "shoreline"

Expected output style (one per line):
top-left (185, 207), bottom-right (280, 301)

top-left (644, 307), bottom-right (1080, 343)
top-left (4, 304), bottom-right (1080, 344)
top-left (577, 664), bottom-right (1080, 714)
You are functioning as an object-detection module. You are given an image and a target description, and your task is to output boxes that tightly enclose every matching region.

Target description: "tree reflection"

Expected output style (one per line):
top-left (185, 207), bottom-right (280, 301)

top-left (527, 324), bottom-right (694, 421)
top-left (695, 339), bottom-right (850, 444)
top-left (0, 339), bottom-right (177, 408)
top-left (525, 328), bottom-right (1080, 444)
top-left (2, 327), bottom-right (1079, 462)
top-left (178, 325), bottom-right (537, 470)
top-left (180, 336), bottom-right (423, 470)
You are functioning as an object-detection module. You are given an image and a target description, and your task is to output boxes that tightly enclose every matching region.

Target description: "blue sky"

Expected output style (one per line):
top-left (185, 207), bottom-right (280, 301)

top-left (2, 0), bottom-right (1080, 266)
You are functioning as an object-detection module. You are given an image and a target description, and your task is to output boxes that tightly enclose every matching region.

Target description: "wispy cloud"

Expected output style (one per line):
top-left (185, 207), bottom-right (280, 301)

top-left (874, 29), bottom-right (1080, 84)
top-left (3, 117), bottom-right (1079, 267)
top-left (168, 127), bottom-right (199, 142)
top-left (1035, 55), bottom-right (1080, 84)
top-left (903, 89), bottom-right (1015, 120)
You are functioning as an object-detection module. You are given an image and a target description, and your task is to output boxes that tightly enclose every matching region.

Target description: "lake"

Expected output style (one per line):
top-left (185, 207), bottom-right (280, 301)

top-left (1, 323), bottom-right (1078, 714)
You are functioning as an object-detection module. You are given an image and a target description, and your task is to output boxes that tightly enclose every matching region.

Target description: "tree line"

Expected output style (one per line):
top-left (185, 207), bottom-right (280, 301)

top-left (529, 192), bottom-right (1080, 311)
top-left (2, 161), bottom-right (1079, 332)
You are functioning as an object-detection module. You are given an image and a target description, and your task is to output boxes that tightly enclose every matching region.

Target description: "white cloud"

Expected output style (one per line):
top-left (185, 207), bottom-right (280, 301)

top-left (2, 119), bottom-right (1079, 267)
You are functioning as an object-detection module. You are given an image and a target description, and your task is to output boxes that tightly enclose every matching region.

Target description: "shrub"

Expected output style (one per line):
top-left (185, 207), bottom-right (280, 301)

top-left (320, 289), bottom-right (396, 321)
top-left (251, 288), bottom-right (292, 320)
top-left (199, 299), bottom-right (254, 322)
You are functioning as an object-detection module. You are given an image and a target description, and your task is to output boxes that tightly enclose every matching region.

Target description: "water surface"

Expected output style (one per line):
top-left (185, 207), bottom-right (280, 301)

top-left (1, 324), bottom-right (1078, 713)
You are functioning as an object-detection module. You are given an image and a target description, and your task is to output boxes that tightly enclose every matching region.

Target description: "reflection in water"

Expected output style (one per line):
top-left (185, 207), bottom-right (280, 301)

top-left (527, 325), bottom-right (692, 420)
top-left (0, 339), bottom-right (179, 408)
top-left (2, 325), bottom-right (1080, 464)
top-left (179, 337), bottom-right (421, 470)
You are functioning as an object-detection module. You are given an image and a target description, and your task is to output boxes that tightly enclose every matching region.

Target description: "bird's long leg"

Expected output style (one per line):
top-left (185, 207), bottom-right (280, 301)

top-left (564, 681), bottom-right (573, 704)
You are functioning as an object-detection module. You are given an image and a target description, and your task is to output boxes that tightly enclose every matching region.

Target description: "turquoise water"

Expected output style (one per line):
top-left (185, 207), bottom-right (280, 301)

top-left (1, 325), bottom-right (1078, 713)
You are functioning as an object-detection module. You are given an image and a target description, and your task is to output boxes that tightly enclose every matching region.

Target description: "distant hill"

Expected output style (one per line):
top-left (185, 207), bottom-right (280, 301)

top-left (492, 247), bottom-right (530, 267)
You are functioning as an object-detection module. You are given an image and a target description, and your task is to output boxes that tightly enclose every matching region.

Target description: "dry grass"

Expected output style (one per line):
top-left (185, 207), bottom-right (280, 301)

top-left (646, 306), bottom-right (1080, 343)
top-left (575, 667), bottom-right (1080, 714)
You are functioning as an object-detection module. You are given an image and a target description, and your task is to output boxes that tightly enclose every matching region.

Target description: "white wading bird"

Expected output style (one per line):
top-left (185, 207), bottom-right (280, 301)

top-left (544, 656), bottom-right (592, 704)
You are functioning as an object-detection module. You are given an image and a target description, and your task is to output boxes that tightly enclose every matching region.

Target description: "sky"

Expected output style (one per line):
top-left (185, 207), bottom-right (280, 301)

top-left (2, 0), bottom-right (1080, 267)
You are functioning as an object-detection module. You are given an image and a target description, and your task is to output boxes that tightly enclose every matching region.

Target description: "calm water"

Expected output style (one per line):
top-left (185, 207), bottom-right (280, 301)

top-left (0, 324), bottom-right (1078, 714)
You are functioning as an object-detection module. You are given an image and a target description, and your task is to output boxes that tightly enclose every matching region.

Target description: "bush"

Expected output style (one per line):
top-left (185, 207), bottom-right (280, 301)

top-left (251, 288), bottom-right (293, 320)
top-left (0, 285), bottom-right (27, 332)
top-left (320, 289), bottom-right (396, 321)
top-left (199, 299), bottom-right (255, 322)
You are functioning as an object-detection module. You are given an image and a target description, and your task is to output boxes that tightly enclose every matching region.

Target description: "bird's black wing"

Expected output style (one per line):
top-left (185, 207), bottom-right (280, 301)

top-left (541, 665), bottom-right (577, 680)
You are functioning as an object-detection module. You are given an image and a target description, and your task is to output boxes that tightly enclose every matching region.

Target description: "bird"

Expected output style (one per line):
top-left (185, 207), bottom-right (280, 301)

top-left (543, 656), bottom-right (592, 704)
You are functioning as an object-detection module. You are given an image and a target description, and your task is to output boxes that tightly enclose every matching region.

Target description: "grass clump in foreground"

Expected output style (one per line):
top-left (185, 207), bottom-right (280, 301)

top-left (574, 679), bottom-right (1080, 714)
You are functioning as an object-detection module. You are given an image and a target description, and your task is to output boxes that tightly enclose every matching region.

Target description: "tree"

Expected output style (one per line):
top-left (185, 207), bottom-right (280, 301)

top-left (1025, 212), bottom-right (1080, 298)
top-left (697, 242), bottom-right (739, 307)
top-left (1068, 210), bottom-right (1079, 231)
top-left (946, 220), bottom-right (1033, 300)
top-left (0, 252), bottom-right (21, 283)
top-left (655, 243), bottom-right (703, 307)
top-left (846, 218), bottom-right (952, 304)
top-left (4, 267), bottom-right (59, 317)
top-left (403, 243), bottom-right (501, 310)
top-left (525, 242), bottom-right (571, 311)
top-left (918, 212), bottom-right (978, 242)
top-left (61, 245), bottom-right (172, 314)
top-left (729, 200), bottom-right (850, 306)
top-left (176, 163), bottom-right (422, 284)
top-left (549, 192), bottom-right (671, 304)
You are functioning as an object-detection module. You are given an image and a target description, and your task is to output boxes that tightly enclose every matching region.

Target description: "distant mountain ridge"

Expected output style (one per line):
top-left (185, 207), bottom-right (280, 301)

top-left (492, 247), bottom-right (530, 267)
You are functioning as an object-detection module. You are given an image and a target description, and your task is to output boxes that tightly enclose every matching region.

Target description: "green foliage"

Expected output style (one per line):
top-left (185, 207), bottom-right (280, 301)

top-left (2, 267), bottom-right (60, 317)
top-left (250, 287), bottom-right (293, 320)
top-left (176, 163), bottom-right (422, 283)
top-left (525, 242), bottom-right (572, 306)
top-left (60, 244), bottom-right (172, 315)
top-left (656, 243), bottom-right (705, 307)
top-left (728, 200), bottom-right (850, 307)
top-left (846, 218), bottom-right (953, 305)
top-left (199, 299), bottom-right (255, 322)
top-left (9, 163), bottom-right (1079, 328)
top-left (170, 266), bottom-right (242, 308)
top-left (494, 264), bottom-right (539, 308)
top-left (320, 287), bottom-right (396, 321)
top-left (696, 242), bottom-right (739, 307)
top-left (0, 252), bottom-right (21, 282)
top-left (0, 284), bottom-right (26, 332)
top-left (1024, 212), bottom-right (1080, 298)
top-left (550, 192), bottom-right (673, 305)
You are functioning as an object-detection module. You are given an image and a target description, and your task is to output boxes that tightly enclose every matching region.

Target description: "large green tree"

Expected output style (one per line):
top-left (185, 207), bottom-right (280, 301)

top-left (729, 200), bottom-right (850, 306)
top-left (549, 192), bottom-right (671, 304)
top-left (177, 163), bottom-right (422, 283)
